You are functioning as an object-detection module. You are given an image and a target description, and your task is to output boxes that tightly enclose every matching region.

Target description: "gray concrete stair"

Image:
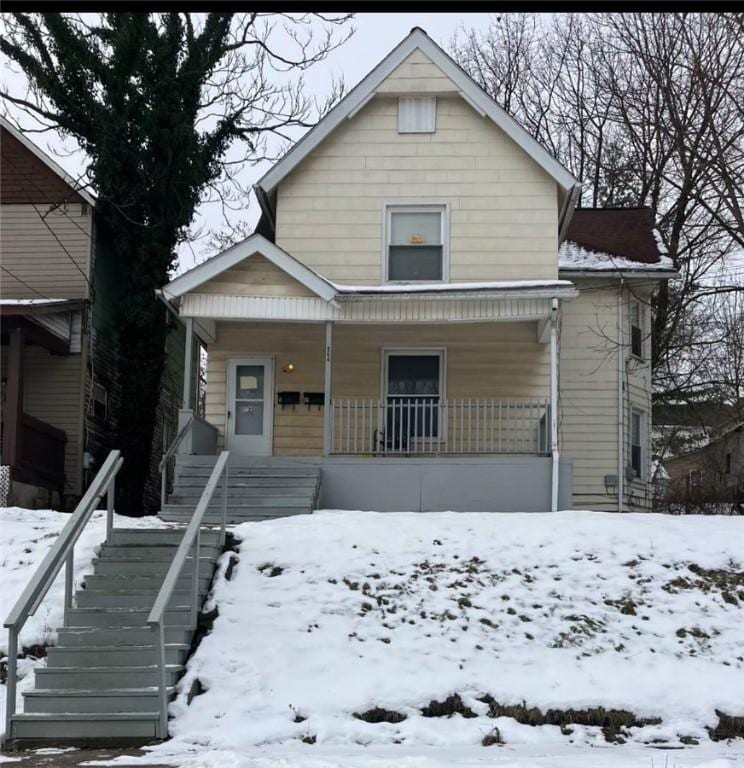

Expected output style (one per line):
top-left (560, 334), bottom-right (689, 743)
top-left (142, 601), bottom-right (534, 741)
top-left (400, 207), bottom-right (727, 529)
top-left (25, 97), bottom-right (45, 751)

top-left (160, 455), bottom-right (321, 524)
top-left (8, 526), bottom-right (223, 748)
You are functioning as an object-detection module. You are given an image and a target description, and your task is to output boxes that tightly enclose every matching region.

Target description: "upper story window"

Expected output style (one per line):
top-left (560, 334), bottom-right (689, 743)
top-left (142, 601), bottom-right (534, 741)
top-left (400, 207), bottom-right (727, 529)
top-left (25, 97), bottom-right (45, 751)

top-left (385, 204), bottom-right (447, 282)
top-left (630, 300), bottom-right (645, 359)
top-left (398, 97), bottom-right (436, 133)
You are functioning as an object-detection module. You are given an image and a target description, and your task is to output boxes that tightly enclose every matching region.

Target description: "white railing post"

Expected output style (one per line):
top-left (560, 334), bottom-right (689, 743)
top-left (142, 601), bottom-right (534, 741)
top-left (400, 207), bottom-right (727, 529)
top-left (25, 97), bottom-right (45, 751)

top-left (5, 627), bottom-right (18, 737)
top-left (63, 550), bottom-right (74, 627)
top-left (156, 621), bottom-right (168, 738)
top-left (221, 462), bottom-right (228, 546)
top-left (106, 475), bottom-right (115, 543)
top-left (191, 527), bottom-right (201, 627)
top-left (323, 321), bottom-right (333, 455)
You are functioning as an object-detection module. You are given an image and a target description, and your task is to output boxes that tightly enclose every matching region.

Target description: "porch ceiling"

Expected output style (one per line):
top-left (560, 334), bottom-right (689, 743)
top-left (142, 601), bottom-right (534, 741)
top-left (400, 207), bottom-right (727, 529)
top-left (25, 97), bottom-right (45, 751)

top-left (180, 283), bottom-right (576, 325)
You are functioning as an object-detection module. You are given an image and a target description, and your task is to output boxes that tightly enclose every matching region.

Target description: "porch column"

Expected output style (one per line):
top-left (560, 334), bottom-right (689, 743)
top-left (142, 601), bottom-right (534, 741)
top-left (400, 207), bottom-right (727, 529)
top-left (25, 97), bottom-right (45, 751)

top-left (182, 317), bottom-right (194, 410)
top-left (3, 327), bottom-right (24, 468)
top-left (549, 298), bottom-right (560, 513)
top-left (323, 321), bottom-right (333, 455)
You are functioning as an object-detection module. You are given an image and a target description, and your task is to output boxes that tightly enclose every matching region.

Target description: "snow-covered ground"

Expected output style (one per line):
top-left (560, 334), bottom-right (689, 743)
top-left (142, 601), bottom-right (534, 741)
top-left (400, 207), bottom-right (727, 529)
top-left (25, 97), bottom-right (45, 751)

top-left (0, 507), bottom-right (171, 737)
top-left (123, 509), bottom-right (744, 766)
top-left (2, 507), bottom-right (743, 766)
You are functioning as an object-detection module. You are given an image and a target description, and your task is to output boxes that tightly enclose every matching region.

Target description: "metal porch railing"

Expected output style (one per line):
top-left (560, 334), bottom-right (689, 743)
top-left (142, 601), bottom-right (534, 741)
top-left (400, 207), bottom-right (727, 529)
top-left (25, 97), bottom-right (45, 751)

top-left (3, 450), bottom-right (123, 738)
top-left (331, 398), bottom-right (550, 455)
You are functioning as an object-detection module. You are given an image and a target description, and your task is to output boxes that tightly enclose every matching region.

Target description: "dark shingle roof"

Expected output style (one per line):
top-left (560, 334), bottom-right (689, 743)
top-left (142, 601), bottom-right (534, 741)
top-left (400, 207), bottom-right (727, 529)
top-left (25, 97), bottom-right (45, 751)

top-left (565, 207), bottom-right (663, 265)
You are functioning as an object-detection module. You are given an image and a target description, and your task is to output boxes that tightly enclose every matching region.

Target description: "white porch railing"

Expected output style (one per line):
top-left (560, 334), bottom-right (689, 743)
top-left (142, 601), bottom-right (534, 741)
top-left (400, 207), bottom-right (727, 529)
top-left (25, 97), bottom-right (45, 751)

top-left (330, 398), bottom-right (550, 455)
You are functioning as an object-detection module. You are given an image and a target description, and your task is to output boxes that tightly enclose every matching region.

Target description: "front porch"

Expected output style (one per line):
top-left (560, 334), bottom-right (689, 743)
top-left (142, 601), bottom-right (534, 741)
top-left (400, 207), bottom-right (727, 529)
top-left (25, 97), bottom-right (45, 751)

top-left (166, 312), bottom-right (572, 514)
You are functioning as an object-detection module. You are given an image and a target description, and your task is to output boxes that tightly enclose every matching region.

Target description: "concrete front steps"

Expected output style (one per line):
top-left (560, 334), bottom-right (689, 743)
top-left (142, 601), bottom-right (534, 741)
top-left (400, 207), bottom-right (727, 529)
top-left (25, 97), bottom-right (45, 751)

top-left (8, 527), bottom-right (223, 747)
top-left (161, 455), bottom-right (321, 524)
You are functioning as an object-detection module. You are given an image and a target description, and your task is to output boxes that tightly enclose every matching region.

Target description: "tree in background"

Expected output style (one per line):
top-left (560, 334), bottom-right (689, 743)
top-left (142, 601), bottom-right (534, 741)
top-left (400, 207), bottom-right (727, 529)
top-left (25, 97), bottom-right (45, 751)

top-left (1, 12), bottom-right (352, 513)
top-left (451, 13), bottom-right (743, 413)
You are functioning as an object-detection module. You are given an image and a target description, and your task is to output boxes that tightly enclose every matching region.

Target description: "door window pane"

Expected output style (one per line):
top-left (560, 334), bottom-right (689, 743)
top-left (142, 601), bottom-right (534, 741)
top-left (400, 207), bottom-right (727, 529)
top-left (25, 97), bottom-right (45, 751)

top-left (387, 355), bottom-right (440, 396)
top-left (236, 365), bottom-right (264, 399)
top-left (236, 402), bottom-right (264, 435)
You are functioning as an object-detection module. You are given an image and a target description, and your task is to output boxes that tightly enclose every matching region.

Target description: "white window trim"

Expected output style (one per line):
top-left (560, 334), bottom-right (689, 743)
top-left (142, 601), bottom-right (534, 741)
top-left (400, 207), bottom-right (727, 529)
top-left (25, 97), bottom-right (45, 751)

top-left (630, 408), bottom-right (646, 481)
top-left (629, 299), bottom-right (645, 361)
top-left (381, 347), bottom-right (447, 443)
top-left (381, 201), bottom-right (450, 284)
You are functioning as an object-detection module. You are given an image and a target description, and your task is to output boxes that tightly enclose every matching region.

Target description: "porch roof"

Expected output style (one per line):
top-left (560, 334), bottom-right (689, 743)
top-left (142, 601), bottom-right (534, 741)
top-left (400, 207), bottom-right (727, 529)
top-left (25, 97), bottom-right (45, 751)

top-left (179, 283), bottom-right (575, 325)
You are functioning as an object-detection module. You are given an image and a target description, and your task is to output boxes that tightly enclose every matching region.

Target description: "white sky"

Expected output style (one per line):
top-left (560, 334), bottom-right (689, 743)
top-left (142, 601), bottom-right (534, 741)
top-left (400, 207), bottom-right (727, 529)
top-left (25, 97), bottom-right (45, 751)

top-left (1, 13), bottom-right (493, 275)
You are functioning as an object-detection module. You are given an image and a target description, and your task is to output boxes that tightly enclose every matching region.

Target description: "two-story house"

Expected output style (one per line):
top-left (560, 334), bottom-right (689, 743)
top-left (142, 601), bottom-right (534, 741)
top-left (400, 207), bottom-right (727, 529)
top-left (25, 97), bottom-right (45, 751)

top-left (0, 116), bottom-right (183, 512)
top-left (159, 29), bottom-right (676, 517)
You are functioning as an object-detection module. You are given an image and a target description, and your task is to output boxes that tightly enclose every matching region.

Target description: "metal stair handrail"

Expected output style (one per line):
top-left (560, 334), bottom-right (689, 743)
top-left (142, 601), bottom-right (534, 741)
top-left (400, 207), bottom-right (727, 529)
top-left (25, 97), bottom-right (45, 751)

top-left (159, 414), bottom-right (194, 508)
top-left (3, 449), bottom-right (124, 739)
top-left (148, 450), bottom-right (229, 739)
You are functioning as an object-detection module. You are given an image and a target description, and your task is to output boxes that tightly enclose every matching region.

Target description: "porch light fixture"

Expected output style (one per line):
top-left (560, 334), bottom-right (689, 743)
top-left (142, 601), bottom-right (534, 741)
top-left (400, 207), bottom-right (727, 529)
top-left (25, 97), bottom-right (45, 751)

top-left (283, 363), bottom-right (295, 373)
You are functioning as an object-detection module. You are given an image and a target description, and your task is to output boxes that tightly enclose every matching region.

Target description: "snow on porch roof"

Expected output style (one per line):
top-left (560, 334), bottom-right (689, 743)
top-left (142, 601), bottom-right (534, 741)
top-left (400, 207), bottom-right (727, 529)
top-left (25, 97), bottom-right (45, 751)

top-left (333, 280), bottom-right (577, 298)
top-left (161, 233), bottom-right (579, 306)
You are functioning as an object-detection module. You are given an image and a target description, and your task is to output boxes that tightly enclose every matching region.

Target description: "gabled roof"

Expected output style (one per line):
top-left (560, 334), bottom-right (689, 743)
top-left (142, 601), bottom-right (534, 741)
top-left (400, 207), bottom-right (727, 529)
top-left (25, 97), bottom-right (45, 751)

top-left (160, 233), bottom-right (338, 303)
top-left (0, 115), bottom-right (96, 207)
top-left (255, 27), bottom-right (580, 233)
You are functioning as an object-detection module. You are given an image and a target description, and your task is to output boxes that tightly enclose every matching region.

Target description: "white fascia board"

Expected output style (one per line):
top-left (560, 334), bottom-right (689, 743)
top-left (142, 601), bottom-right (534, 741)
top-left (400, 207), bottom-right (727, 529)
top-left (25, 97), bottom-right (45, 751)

top-left (160, 233), bottom-right (337, 303)
top-left (0, 116), bottom-right (97, 207)
top-left (256, 29), bottom-right (579, 198)
top-left (560, 269), bottom-right (678, 280)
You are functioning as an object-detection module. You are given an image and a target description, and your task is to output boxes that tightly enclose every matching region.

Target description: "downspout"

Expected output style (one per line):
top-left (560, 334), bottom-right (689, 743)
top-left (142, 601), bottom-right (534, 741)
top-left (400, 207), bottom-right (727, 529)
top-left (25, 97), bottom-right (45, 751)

top-left (550, 297), bottom-right (560, 513)
top-left (617, 283), bottom-right (625, 513)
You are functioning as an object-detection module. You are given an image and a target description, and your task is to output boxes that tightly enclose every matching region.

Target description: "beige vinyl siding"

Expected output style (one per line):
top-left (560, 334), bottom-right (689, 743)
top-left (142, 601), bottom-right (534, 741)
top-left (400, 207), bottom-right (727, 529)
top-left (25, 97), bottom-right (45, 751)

top-left (205, 320), bottom-right (550, 456)
top-left (376, 49), bottom-right (459, 94)
top-left (198, 254), bottom-right (315, 298)
top-left (559, 280), bottom-right (621, 511)
top-left (0, 203), bottom-right (92, 299)
top-left (206, 323), bottom-right (326, 455)
top-left (23, 346), bottom-right (85, 495)
top-left (275, 64), bottom-right (558, 284)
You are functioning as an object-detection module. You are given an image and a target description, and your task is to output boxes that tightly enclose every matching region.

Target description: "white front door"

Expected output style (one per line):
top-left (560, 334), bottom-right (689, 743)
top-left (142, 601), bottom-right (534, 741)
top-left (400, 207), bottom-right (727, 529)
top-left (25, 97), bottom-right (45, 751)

top-left (226, 357), bottom-right (274, 456)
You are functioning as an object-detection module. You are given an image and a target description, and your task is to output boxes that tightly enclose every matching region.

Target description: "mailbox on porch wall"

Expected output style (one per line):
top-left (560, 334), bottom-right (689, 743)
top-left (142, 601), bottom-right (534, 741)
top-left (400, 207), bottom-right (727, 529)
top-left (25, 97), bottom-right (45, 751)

top-left (303, 392), bottom-right (325, 410)
top-left (277, 391), bottom-right (300, 409)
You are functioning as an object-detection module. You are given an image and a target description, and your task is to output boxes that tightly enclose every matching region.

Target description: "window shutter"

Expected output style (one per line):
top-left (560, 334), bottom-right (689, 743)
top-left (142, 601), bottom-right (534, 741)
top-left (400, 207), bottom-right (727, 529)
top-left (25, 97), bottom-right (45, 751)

top-left (398, 97), bottom-right (436, 133)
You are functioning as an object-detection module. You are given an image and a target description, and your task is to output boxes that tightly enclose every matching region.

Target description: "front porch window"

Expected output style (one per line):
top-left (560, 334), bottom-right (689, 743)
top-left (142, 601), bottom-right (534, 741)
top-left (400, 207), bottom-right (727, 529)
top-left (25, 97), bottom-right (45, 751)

top-left (384, 351), bottom-right (443, 448)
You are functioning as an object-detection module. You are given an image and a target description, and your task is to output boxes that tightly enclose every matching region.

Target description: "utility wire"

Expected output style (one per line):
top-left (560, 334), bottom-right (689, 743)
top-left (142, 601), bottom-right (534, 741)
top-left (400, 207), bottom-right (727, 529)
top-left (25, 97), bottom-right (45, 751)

top-left (0, 264), bottom-right (53, 300)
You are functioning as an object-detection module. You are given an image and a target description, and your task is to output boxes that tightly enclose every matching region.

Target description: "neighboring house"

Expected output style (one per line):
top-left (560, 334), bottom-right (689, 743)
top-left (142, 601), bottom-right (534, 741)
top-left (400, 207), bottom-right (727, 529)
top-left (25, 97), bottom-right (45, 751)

top-left (0, 117), bottom-right (182, 511)
top-left (159, 29), bottom-right (676, 514)
top-left (662, 412), bottom-right (744, 507)
top-left (653, 401), bottom-right (738, 460)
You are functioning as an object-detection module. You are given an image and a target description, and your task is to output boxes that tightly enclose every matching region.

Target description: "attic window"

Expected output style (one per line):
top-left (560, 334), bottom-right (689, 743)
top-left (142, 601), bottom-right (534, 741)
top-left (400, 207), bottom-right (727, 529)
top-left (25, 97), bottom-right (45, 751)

top-left (398, 97), bottom-right (436, 133)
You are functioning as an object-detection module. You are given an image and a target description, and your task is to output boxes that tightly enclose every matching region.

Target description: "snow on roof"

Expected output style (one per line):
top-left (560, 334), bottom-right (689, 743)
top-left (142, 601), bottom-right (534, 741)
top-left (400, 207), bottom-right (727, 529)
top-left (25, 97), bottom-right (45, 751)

top-left (559, 241), bottom-right (676, 273)
top-left (0, 298), bottom-right (69, 306)
top-left (333, 279), bottom-right (576, 295)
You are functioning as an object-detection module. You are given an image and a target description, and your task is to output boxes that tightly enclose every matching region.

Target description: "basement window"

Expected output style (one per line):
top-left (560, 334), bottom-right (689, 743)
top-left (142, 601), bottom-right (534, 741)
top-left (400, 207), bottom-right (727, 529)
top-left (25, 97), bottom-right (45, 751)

top-left (398, 97), bottom-right (436, 133)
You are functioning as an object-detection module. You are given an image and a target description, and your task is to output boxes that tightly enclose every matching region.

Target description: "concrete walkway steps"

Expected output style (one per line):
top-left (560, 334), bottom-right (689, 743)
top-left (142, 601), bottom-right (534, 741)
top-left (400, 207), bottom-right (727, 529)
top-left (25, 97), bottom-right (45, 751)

top-left (9, 527), bottom-right (222, 746)
top-left (160, 455), bottom-right (321, 524)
